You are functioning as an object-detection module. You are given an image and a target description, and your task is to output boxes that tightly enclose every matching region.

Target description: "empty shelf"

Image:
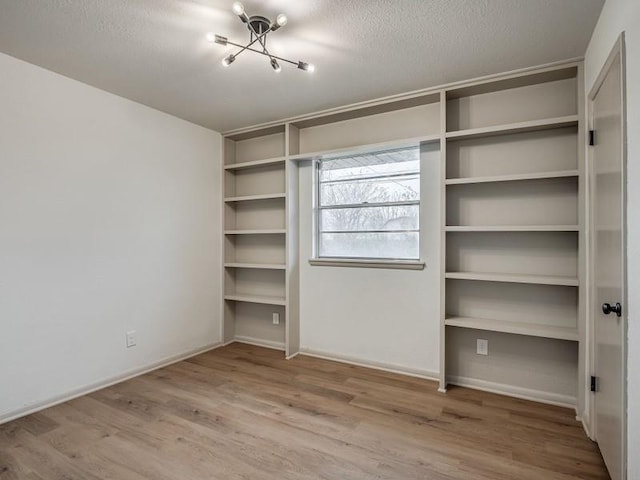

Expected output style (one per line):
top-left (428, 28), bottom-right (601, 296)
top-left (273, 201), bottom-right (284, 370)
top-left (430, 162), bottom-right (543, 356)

top-left (224, 229), bottom-right (286, 235)
top-left (445, 316), bottom-right (578, 341)
top-left (224, 193), bottom-right (286, 202)
top-left (224, 156), bottom-right (286, 171)
top-left (445, 170), bottom-right (579, 185)
top-left (224, 263), bottom-right (286, 270)
top-left (445, 225), bottom-right (579, 232)
top-left (224, 294), bottom-right (286, 306)
top-left (288, 134), bottom-right (441, 162)
top-left (445, 115), bottom-right (579, 141)
top-left (445, 271), bottom-right (578, 286)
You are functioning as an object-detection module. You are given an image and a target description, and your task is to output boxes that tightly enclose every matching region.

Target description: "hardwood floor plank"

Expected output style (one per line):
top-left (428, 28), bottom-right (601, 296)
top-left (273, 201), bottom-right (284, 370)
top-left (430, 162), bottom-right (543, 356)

top-left (8, 412), bottom-right (59, 437)
top-left (0, 344), bottom-right (608, 479)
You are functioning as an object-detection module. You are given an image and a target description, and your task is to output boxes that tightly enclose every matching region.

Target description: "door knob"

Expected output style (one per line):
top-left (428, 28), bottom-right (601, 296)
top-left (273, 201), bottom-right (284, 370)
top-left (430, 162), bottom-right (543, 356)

top-left (602, 302), bottom-right (622, 317)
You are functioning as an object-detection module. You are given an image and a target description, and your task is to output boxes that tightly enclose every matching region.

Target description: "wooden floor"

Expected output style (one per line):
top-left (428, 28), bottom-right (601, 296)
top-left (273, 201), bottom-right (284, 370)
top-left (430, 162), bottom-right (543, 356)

top-left (0, 343), bottom-right (608, 480)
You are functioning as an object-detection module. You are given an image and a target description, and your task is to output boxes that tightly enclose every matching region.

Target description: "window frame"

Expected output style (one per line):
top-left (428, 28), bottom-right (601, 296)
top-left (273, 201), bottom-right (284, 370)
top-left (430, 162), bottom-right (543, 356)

top-left (312, 146), bottom-right (424, 268)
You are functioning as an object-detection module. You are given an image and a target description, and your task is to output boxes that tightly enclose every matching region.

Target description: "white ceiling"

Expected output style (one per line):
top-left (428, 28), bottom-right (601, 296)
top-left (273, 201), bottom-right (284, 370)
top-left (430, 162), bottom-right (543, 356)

top-left (0, 0), bottom-right (604, 132)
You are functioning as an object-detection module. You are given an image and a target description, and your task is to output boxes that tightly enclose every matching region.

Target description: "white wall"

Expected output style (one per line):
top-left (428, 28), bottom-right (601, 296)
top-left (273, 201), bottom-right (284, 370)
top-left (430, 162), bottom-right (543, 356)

top-left (297, 144), bottom-right (442, 377)
top-left (0, 53), bottom-right (222, 422)
top-left (584, 0), bottom-right (640, 476)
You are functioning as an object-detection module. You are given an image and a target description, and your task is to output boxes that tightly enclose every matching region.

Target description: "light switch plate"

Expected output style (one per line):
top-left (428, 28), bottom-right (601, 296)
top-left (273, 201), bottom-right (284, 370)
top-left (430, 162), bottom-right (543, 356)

top-left (126, 330), bottom-right (137, 348)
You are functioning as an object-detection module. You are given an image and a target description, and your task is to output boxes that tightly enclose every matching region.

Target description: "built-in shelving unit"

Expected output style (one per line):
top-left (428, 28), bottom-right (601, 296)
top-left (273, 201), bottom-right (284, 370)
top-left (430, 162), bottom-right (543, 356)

top-left (220, 60), bottom-right (585, 409)
top-left (222, 124), bottom-right (298, 355)
top-left (441, 63), bottom-right (584, 405)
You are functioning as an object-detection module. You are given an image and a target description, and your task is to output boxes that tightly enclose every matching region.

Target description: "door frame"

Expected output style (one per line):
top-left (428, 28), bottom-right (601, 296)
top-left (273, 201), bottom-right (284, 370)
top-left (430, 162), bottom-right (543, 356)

top-left (586, 32), bottom-right (627, 474)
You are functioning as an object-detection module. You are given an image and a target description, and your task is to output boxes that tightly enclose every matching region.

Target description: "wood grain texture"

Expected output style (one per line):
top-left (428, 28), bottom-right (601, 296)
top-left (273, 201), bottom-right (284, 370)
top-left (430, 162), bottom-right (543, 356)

top-left (0, 344), bottom-right (608, 479)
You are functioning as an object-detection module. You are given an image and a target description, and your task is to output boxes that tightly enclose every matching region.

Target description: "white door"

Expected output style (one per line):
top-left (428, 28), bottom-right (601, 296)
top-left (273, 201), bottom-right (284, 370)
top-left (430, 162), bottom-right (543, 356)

top-left (591, 37), bottom-right (626, 480)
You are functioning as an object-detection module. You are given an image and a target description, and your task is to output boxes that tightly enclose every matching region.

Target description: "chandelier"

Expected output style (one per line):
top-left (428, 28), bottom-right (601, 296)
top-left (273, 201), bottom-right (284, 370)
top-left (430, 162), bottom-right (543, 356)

top-left (207, 2), bottom-right (315, 73)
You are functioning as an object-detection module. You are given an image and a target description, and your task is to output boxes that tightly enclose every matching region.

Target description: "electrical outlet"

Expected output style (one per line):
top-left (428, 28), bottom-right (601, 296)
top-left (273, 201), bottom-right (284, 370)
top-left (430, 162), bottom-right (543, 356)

top-left (126, 330), bottom-right (137, 348)
top-left (272, 313), bottom-right (280, 325)
top-left (476, 339), bottom-right (488, 356)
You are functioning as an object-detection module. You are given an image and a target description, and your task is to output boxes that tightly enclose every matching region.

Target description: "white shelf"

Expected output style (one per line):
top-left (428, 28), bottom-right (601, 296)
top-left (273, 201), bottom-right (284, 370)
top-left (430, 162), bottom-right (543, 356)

top-left (224, 263), bottom-right (286, 270)
top-left (224, 229), bottom-right (286, 235)
top-left (445, 316), bottom-right (578, 342)
top-left (224, 294), bottom-right (286, 306)
top-left (445, 170), bottom-right (579, 185)
top-left (445, 115), bottom-right (579, 141)
top-left (224, 156), bottom-right (286, 171)
top-left (288, 134), bottom-right (441, 161)
top-left (224, 193), bottom-right (286, 203)
top-left (445, 225), bottom-right (579, 232)
top-left (445, 271), bottom-right (578, 286)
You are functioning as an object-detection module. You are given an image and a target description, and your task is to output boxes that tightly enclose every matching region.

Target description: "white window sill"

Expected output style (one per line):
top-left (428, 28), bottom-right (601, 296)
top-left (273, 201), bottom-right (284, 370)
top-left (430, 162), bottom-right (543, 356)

top-left (308, 258), bottom-right (425, 270)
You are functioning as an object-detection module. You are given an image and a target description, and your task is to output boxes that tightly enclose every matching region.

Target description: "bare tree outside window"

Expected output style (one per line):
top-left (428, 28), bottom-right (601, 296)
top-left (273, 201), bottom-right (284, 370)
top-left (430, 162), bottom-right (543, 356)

top-left (317, 146), bottom-right (420, 259)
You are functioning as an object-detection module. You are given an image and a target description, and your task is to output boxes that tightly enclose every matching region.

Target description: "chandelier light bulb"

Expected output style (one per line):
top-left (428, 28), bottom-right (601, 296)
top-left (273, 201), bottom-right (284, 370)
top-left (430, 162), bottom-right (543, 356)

top-left (276, 14), bottom-right (288, 27)
top-left (205, 32), bottom-right (216, 43)
top-left (213, 35), bottom-right (228, 46)
top-left (297, 61), bottom-right (315, 73)
top-left (270, 58), bottom-right (282, 72)
top-left (232, 2), bottom-right (244, 16)
top-left (214, 34), bottom-right (228, 45)
top-left (222, 54), bottom-right (235, 67)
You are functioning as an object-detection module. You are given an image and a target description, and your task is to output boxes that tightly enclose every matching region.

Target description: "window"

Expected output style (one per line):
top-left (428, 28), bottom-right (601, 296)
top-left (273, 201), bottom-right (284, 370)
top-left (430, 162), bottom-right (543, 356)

top-left (316, 146), bottom-right (420, 260)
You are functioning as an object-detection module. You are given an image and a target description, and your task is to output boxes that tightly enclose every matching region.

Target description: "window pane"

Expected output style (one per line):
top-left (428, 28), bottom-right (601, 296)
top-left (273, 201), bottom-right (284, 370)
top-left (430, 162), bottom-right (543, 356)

top-left (320, 205), bottom-right (419, 232)
top-left (320, 175), bottom-right (419, 206)
top-left (316, 145), bottom-right (421, 261)
top-left (319, 232), bottom-right (419, 259)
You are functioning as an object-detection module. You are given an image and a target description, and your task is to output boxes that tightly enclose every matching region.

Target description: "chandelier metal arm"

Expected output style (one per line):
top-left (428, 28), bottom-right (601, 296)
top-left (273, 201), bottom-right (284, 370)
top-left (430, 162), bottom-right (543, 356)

top-left (225, 40), bottom-right (299, 66)
top-left (245, 19), bottom-right (277, 63)
top-left (227, 28), bottom-right (271, 60)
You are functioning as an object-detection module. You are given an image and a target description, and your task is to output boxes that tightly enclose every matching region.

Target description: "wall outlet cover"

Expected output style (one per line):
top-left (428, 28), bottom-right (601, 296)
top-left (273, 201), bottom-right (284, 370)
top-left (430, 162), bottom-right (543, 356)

top-left (272, 313), bottom-right (280, 325)
top-left (476, 338), bottom-right (488, 356)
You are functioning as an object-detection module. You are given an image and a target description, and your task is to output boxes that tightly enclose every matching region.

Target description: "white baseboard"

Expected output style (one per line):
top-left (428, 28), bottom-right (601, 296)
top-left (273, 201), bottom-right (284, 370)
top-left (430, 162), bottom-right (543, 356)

top-left (446, 375), bottom-right (576, 409)
top-left (233, 336), bottom-right (285, 351)
top-left (578, 413), bottom-right (594, 439)
top-left (299, 347), bottom-right (439, 381)
top-left (0, 341), bottom-right (224, 425)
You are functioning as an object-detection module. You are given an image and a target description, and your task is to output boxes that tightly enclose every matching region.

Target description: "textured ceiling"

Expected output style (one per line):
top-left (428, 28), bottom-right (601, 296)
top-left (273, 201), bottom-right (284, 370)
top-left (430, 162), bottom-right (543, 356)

top-left (0, 0), bottom-right (604, 132)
